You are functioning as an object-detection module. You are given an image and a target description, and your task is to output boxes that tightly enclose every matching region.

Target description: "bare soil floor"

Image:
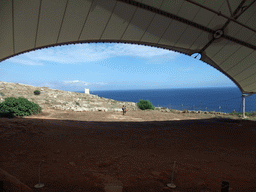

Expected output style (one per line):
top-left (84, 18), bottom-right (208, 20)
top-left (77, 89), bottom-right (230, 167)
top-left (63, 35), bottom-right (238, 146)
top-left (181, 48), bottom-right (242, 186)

top-left (0, 109), bottom-right (256, 192)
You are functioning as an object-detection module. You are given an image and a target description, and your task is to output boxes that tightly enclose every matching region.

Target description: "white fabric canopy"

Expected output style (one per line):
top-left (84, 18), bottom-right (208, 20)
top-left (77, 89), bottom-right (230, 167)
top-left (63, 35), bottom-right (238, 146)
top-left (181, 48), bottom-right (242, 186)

top-left (0, 0), bottom-right (256, 93)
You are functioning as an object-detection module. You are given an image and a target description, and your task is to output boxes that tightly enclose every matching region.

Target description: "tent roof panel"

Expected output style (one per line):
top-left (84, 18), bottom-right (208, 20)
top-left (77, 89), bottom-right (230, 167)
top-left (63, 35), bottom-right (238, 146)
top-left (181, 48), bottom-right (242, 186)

top-left (121, 8), bottom-right (156, 41)
top-left (141, 0), bottom-right (164, 9)
top-left (140, 33), bottom-right (159, 43)
top-left (174, 27), bottom-right (204, 49)
top-left (13, 0), bottom-right (40, 53)
top-left (158, 35), bottom-right (176, 48)
top-left (230, 14), bottom-right (256, 42)
top-left (140, 14), bottom-right (171, 44)
top-left (204, 39), bottom-right (230, 58)
top-left (237, 65), bottom-right (256, 83)
top-left (160, 0), bottom-right (184, 15)
top-left (0, 0), bottom-right (13, 57)
top-left (233, 62), bottom-right (256, 81)
top-left (213, 42), bottom-right (242, 65)
top-left (202, 0), bottom-right (224, 13)
top-left (177, 1), bottom-right (202, 21)
top-left (243, 84), bottom-right (256, 93)
top-left (240, 75), bottom-right (256, 89)
top-left (227, 22), bottom-right (251, 39)
top-left (35, 0), bottom-right (67, 47)
top-left (101, 2), bottom-right (137, 40)
top-left (227, 0), bottom-right (242, 13)
top-left (206, 15), bottom-right (228, 30)
top-left (1, 0), bottom-right (256, 94)
top-left (189, 31), bottom-right (210, 51)
top-left (57, 0), bottom-right (91, 43)
top-left (236, 3), bottom-right (256, 24)
top-left (191, 7), bottom-right (215, 27)
top-left (121, 25), bottom-right (144, 41)
top-left (79, 0), bottom-right (116, 40)
top-left (221, 46), bottom-right (254, 72)
top-left (160, 20), bottom-right (189, 47)
top-left (250, 34), bottom-right (256, 46)
top-left (230, 51), bottom-right (256, 77)
top-left (216, 0), bottom-right (236, 16)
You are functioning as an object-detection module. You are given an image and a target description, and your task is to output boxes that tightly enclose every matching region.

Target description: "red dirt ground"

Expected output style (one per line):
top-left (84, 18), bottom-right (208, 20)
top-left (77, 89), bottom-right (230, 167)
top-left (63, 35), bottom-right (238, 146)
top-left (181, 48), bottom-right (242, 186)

top-left (0, 109), bottom-right (256, 192)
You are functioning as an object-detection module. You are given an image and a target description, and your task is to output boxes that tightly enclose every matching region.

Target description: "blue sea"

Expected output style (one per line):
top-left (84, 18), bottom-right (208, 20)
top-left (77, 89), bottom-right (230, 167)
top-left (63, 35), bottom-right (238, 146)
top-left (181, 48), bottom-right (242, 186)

top-left (76, 87), bottom-right (256, 113)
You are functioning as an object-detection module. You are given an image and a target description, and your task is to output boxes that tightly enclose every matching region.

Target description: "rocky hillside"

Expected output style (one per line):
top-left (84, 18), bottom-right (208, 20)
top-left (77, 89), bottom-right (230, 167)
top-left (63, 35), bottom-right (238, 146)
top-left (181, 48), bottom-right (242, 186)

top-left (0, 81), bottom-right (138, 112)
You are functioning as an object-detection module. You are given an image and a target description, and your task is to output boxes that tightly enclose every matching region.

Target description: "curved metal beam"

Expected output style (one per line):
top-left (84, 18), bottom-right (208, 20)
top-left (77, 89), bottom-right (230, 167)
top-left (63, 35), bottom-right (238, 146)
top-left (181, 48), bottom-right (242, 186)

top-left (226, 0), bottom-right (233, 17)
top-left (185, 0), bottom-right (256, 33)
top-left (118, 0), bottom-right (256, 51)
top-left (118, 0), bottom-right (214, 34)
top-left (234, 0), bottom-right (256, 19)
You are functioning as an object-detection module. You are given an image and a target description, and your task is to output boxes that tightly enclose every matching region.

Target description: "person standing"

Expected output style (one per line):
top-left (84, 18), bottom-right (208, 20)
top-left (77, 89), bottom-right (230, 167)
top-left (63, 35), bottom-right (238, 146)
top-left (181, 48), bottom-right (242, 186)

top-left (122, 105), bottom-right (127, 115)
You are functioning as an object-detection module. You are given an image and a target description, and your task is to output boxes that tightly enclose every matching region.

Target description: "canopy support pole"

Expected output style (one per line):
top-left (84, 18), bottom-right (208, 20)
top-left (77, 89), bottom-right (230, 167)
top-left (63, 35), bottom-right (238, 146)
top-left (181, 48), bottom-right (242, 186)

top-left (242, 94), bottom-right (246, 118)
top-left (242, 93), bottom-right (253, 118)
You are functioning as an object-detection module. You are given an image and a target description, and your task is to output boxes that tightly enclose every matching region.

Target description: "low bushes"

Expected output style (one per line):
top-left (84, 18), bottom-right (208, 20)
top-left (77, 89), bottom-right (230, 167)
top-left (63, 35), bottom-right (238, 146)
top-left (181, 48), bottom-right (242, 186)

top-left (34, 90), bottom-right (40, 95)
top-left (230, 111), bottom-right (256, 117)
top-left (0, 97), bottom-right (42, 118)
top-left (137, 99), bottom-right (154, 110)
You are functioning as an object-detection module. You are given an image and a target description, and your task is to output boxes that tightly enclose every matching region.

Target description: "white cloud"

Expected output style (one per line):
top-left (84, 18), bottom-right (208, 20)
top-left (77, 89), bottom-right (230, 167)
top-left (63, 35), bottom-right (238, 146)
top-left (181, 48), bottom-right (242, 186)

top-left (63, 80), bottom-right (89, 86)
top-left (95, 82), bottom-right (108, 85)
top-left (62, 80), bottom-right (108, 86)
top-left (29, 80), bottom-right (108, 91)
top-left (7, 56), bottom-right (44, 66)
top-left (7, 43), bottom-right (180, 65)
top-left (64, 80), bottom-right (80, 83)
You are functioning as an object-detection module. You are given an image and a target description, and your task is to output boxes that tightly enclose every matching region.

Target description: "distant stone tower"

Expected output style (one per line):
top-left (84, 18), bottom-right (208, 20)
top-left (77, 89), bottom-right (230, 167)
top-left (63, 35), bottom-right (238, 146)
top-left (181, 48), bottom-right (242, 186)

top-left (84, 88), bottom-right (89, 94)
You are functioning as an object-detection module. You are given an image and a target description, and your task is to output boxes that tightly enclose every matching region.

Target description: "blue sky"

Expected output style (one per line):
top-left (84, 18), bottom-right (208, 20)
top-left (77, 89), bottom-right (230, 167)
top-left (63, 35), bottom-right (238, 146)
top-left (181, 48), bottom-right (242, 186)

top-left (0, 43), bottom-right (235, 91)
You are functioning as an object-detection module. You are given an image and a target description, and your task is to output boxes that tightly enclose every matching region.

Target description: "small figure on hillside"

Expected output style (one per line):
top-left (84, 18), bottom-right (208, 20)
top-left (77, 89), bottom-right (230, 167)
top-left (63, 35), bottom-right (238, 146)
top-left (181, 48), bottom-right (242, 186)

top-left (122, 105), bottom-right (127, 115)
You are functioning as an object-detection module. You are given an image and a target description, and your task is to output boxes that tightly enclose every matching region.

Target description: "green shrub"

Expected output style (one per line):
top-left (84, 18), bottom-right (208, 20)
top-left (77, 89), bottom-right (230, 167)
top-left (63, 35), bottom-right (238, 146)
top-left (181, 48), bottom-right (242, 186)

top-left (230, 111), bottom-right (256, 117)
top-left (137, 99), bottom-right (154, 110)
top-left (34, 90), bottom-right (40, 95)
top-left (0, 97), bottom-right (42, 117)
top-left (0, 92), bottom-right (4, 96)
top-left (249, 112), bottom-right (256, 117)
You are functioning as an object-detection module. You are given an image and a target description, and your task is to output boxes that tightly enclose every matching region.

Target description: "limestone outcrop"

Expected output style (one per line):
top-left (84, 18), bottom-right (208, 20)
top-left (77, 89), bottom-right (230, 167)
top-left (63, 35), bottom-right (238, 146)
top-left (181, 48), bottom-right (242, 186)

top-left (0, 82), bottom-right (138, 112)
